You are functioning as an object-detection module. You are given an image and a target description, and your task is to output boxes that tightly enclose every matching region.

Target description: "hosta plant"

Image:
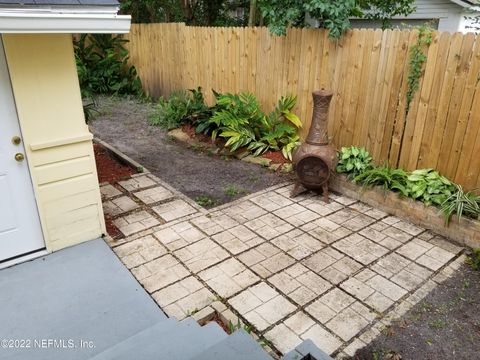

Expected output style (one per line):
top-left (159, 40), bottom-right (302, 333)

top-left (406, 169), bottom-right (455, 206)
top-left (336, 146), bottom-right (373, 177)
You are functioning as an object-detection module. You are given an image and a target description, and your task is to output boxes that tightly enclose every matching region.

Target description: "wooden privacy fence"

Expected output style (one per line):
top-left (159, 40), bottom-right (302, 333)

top-left (124, 23), bottom-right (480, 190)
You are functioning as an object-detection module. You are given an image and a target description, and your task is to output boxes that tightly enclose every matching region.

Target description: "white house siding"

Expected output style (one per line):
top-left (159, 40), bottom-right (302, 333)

top-left (308, 0), bottom-right (476, 33)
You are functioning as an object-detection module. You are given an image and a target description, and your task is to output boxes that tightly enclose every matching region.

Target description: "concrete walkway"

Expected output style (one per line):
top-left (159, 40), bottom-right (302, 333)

top-left (102, 172), bottom-right (465, 359)
top-left (0, 239), bottom-right (167, 360)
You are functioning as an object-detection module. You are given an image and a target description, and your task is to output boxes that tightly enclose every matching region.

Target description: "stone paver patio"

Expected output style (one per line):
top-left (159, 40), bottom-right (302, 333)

top-left (102, 172), bottom-right (465, 359)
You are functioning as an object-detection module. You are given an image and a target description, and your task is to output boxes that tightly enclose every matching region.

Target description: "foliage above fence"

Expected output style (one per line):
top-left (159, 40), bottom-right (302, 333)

top-left (124, 23), bottom-right (480, 190)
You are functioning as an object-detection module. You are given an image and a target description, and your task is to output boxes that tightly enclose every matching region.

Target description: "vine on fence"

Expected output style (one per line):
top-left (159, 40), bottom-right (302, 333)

top-left (405, 25), bottom-right (433, 115)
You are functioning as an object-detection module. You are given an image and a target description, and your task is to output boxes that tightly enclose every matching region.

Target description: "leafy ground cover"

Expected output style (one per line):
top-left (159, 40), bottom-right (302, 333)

top-left (337, 146), bottom-right (480, 224)
top-left (148, 88), bottom-right (302, 161)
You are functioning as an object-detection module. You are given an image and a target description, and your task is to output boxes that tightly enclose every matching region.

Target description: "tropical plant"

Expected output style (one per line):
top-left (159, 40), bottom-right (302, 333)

top-left (148, 87), bottom-right (210, 129)
top-left (73, 34), bottom-right (143, 98)
top-left (249, 95), bottom-right (302, 160)
top-left (336, 146), bottom-right (373, 178)
top-left (440, 185), bottom-right (480, 225)
top-left (406, 169), bottom-right (455, 206)
top-left (354, 166), bottom-right (409, 195)
top-left (209, 92), bottom-right (301, 159)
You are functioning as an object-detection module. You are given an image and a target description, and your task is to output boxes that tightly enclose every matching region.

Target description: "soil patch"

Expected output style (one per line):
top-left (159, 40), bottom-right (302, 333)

top-left (180, 124), bottom-right (215, 144)
top-left (89, 96), bottom-right (291, 208)
top-left (352, 263), bottom-right (480, 360)
top-left (104, 218), bottom-right (123, 239)
top-left (94, 143), bottom-right (136, 183)
top-left (205, 313), bottom-right (232, 335)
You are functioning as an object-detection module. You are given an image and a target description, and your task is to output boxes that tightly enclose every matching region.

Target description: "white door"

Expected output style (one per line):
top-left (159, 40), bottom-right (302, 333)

top-left (0, 37), bottom-right (45, 262)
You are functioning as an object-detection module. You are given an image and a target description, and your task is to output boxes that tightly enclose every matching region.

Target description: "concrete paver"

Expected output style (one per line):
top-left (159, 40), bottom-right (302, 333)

top-left (104, 174), bottom-right (465, 358)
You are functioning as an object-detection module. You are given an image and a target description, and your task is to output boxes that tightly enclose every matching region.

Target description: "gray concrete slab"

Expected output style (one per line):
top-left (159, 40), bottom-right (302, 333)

top-left (190, 329), bottom-right (272, 360)
top-left (0, 239), bottom-right (167, 360)
top-left (91, 318), bottom-right (228, 360)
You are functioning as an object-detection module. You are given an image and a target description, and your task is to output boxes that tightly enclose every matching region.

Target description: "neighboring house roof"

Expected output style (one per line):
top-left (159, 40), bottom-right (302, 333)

top-left (0, 0), bottom-right (130, 33)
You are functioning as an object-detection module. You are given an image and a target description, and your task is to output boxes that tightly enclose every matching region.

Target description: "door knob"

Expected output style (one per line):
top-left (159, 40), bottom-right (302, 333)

top-left (14, 153), bottom-right (24, 162)
top-left (11, 136), bottom-right (21, 145)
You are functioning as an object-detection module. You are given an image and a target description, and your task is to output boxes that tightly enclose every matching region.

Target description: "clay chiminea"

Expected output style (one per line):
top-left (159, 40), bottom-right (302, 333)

top-left (291, 90), bottom-right (337, 201)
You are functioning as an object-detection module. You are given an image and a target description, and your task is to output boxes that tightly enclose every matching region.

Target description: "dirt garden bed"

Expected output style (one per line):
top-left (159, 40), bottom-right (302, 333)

top-left (89, 96), bottom-right (292, 208)
top-left (352, 263), bottom-right (480, 360)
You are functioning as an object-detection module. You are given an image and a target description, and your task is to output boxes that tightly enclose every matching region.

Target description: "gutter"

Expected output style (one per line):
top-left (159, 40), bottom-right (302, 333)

top-left (0, 11), bottom-right (131, 33)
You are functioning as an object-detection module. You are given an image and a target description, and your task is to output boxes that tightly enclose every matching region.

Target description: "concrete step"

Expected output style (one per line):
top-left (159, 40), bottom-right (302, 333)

top-left (0, 239), bottom-right (169, 360)
top-left (189, 329), bottom-right (273, 360)
top-left (282, 339), bottom-right (334, 360)
top-left (91, 318), bottom-right (227, 360)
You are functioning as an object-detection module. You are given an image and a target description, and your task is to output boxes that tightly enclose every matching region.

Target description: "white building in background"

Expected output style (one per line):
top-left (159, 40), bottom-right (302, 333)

top-left (308, 0), bottom-right (479, 33)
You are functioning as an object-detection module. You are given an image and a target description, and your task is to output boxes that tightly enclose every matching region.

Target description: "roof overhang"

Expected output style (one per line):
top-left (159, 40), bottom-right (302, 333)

top-left (0, 7), bottom-right (130, 33)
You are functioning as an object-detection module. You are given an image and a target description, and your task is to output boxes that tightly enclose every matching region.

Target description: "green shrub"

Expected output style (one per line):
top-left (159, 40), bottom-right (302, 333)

top-left (254, 94), bottom-right (302, 161)
top-left (148, 89), bottom-right (301, 160)
top-left (441, 185), bottom-right (480, 225)
top-left (74, 34), bottom-right (143, 98)
top-left (209, 92), bottom-right (264, 149)
top-left (336, 146), bottom-right (373, 177)
top-left (406, 169), bottom-right (455, 206)
top-left (148, 87), bottom-right (210, 130)
top-left (335, 146), bottom-right (480, 226)
top-left (209, 92), bottom-right (301, 160)
top-left (354, 166), bottom-right (409, 194)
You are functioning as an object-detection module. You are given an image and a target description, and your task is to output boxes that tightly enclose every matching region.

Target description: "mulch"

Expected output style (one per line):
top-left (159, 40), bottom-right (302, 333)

top-left (94, 143), bottom-right (136, 184)
top-left (94, 143), bottom-right (137, 239)
top-left (262, 150), bottom-right (289, 165)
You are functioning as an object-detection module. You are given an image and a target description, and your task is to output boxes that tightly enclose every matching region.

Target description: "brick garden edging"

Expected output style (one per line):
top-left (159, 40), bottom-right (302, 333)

top-left (94, 137), bottom-right (149, 174)
top-left (330, 174), bottom-right (480, 249)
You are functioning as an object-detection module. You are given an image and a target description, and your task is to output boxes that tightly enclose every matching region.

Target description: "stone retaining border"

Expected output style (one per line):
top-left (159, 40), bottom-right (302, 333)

top-left (330, 174), bottom-right (480, 249)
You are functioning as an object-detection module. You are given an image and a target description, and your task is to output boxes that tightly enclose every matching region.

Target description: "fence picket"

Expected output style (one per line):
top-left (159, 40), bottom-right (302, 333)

top-left (123, 24), bottom-right (480, 190)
